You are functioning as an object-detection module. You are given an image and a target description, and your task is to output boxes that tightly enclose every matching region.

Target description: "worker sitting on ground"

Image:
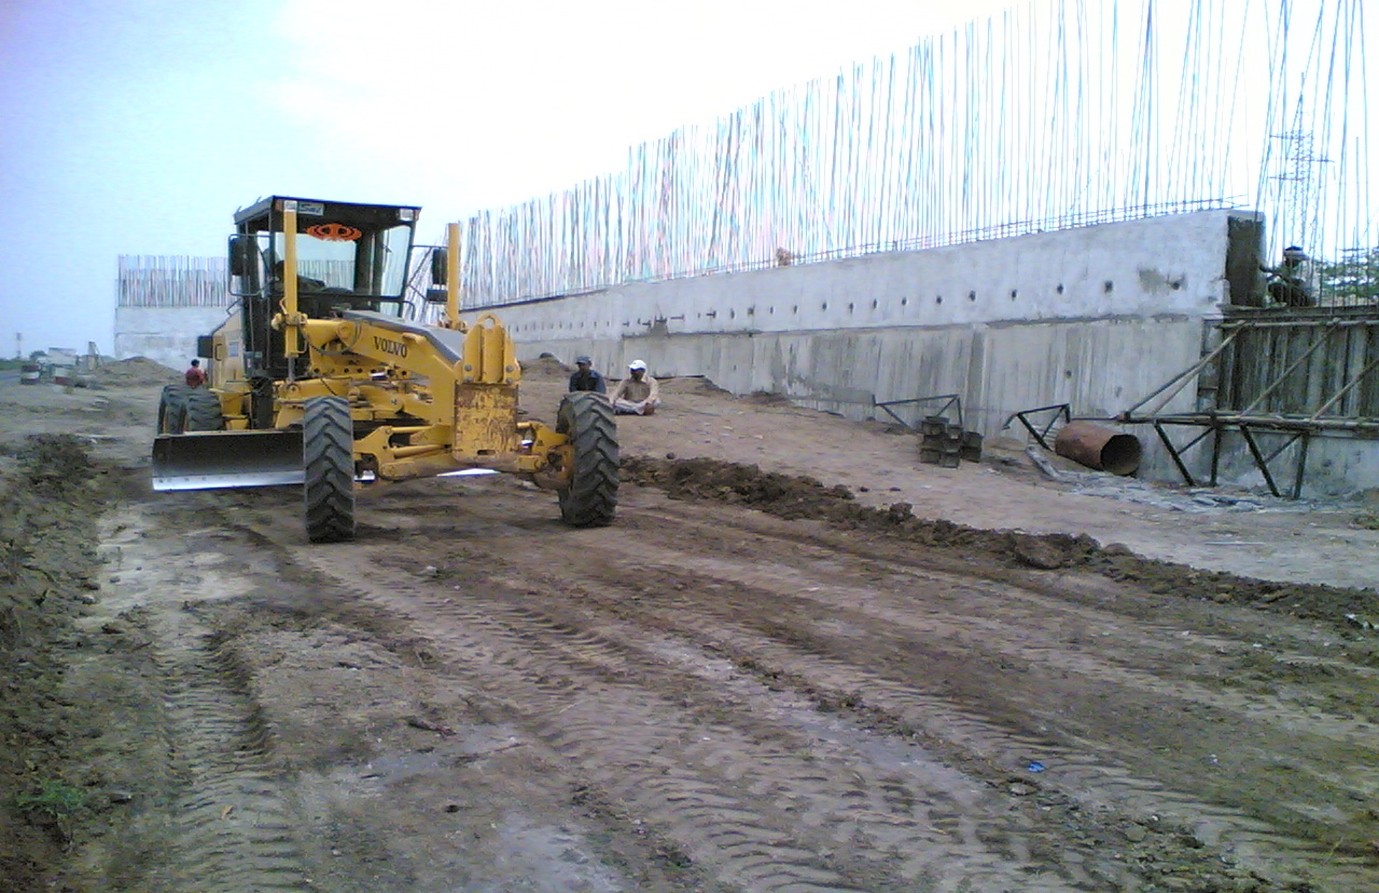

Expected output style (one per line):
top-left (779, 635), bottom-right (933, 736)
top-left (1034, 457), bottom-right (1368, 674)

top-left (185, 358), bottom-right (206, 388)
top-left (609, 359), bottom-right (661, 415)
top-left (1261, 245), bottom-right (1316, 308)
top-left (568, 356), bottom-right (607, 394)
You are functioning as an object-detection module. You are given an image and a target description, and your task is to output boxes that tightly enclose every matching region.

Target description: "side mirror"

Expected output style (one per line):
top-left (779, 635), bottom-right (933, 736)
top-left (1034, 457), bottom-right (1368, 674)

top-left (425, 287), bottom-right (450, 304)
top-left (196, 335), bottom-right (215, 359)
top-left (228, 236), bottom-right (255, 277)
top-left (429, 247), bottom-right (447, 286)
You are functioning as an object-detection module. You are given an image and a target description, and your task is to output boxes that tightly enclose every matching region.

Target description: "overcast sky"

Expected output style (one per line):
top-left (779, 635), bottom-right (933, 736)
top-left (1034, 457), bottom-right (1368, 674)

top-left (0, 0), bottom-right (1016, 356)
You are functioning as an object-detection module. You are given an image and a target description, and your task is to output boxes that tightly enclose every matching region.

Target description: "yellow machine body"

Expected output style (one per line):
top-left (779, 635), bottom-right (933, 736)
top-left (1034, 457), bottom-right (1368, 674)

top-left (152, 203), bottom-right (580, 496)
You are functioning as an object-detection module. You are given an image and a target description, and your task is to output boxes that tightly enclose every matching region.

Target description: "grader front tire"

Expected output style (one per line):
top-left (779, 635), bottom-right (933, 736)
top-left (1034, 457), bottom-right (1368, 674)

top-left (183, 389), bottom-right (225, 431)
top-left (303, 396), bottom-right (355, 543)
top-left (556, 392), bottom-right (619, 527)
top-left (157, 385), bottom-right (190, 434)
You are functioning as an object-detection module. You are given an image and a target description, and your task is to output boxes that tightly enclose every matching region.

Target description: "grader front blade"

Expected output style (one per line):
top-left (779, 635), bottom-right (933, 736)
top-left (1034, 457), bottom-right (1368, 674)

top-left (152, 430), bottom-right (305, 491)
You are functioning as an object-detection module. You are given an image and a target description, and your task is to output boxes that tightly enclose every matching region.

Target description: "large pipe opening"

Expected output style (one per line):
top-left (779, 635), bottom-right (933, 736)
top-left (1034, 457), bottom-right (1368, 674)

top-left (1054, 421), bottom-right (1142, 476)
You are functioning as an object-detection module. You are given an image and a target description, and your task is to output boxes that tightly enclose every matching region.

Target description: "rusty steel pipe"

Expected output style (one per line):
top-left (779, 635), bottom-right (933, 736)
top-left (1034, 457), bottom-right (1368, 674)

top-left (1053, 421), bottom-right (1142, 476)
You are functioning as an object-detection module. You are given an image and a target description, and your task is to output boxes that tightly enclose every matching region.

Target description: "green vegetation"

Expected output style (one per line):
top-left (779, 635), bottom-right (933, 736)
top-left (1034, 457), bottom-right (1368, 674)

top-left (1319, 245), bottom-right (1379, 302)
top-left (13, 779), bottom-right (89, 824)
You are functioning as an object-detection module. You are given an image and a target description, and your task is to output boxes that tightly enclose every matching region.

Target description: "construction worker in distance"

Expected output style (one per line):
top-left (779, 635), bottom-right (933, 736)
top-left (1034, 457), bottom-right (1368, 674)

top-left (609, 359), bottom-right (661, 415)
top-left (1261, 245), bottom-right (1316, 307)
top-left (185, 358), bottom-right (207, 388)
top-left (568, 355), bottom-right (607, 393)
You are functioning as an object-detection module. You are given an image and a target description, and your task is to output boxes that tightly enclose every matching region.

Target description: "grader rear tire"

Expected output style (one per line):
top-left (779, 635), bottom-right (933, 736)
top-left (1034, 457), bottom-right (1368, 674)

top-left (183, 389), bottom-right (225, 431)
top-left (303, 396), bottom-right (355, 543)
top-left (556, 392), bottom-right (619, 527)
top-left (157, 385), bottom-right (190, 434)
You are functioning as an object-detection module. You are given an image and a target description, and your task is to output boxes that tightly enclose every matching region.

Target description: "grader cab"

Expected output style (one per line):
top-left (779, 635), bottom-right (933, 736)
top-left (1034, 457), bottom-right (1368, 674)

top-left (152, 196), bottom-right (618, 541)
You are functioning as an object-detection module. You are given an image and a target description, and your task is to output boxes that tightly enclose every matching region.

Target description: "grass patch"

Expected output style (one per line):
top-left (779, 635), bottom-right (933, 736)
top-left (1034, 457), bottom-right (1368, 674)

top-left (13, 779), bottom-right (89, 842)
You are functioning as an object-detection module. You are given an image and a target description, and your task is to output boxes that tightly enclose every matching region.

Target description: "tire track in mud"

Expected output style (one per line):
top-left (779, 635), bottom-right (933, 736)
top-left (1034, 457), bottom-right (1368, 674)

top-left (284, 542), bottom-right (1121, 893)
top-left (222, 478), bottom-right (1376, 890)
top-left (568, 499), bottom-right (1379, 738)
top-left (613, 507), bottom-right (1379, 749)
top-left (102, 511), bottom-right (310, 893)
top-left (362, 486), bottom-right (1377, 892)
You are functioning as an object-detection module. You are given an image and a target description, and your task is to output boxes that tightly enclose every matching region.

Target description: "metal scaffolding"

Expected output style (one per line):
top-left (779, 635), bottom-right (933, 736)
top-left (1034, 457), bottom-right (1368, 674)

top-left (1122, 307), bottom-right (1379, 497)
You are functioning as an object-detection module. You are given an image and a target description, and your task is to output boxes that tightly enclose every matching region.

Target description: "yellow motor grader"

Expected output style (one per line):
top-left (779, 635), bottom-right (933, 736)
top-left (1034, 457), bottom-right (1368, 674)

top-left (152, 196), bottom-right (618, 541)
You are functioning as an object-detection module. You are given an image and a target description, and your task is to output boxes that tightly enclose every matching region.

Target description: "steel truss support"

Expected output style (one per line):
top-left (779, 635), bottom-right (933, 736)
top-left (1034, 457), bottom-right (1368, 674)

top-left (1002, 403), bottom-right (1071, 451)
top-left (873, 394), bottom-right (963, 432)
top-left (1150, 419), bottom-right (1313, 499)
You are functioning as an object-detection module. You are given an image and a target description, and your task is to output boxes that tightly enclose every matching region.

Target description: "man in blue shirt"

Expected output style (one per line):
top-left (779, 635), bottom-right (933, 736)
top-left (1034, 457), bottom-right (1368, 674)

top-left (568, 356), bottom-right (607, 393)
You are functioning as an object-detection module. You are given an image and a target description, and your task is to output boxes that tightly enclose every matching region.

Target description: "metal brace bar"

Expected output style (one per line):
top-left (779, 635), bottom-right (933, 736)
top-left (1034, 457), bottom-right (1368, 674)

top-left (1237, 323), bottom-right (1337, 416)
top-left (1125, 327), bottom-right (1242, 418)
top-left (1292, 433), bottom-right (1311, 500)
top-left (875, 403), bottom-right (915, 431)
top-left (873, 394), bottom-right (963, 431)
top-left (1239, 425), bottom-right (1281, 498)
top-left (1153, 420), bottom-right (1197, 487)
top-left (1176, 425), bottom-right (1216, 455)
top-left (1002, 403), bottom-right (1071, 450)
top-left (1209, 425), bottom-right (1223, 486)
top-left (1309, 354), bottom-right (1379, 420)
top-left (1261, 431), bottom-right (1304, 467)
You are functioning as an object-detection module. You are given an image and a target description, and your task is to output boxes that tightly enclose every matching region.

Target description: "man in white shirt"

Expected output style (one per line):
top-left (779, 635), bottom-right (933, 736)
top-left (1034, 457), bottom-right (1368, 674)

top-left (609, 360), bottom-right (661, 415)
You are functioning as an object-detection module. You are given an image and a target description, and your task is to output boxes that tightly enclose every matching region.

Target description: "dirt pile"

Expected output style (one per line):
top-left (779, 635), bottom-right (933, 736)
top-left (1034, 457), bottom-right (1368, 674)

top-left (0, 435), bottom-right (111, 890)
top-left (89, 357), bottom-right (179, 387)
top-left (522, 354), bottom-right (572, 376)
top-left (661, 375), bottom-right (733, 397)
top-left (622, 454), bottom-right (1378, 629)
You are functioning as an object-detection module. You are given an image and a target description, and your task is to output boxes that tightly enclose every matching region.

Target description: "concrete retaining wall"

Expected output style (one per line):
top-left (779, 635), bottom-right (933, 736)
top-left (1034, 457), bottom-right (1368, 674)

top-left (498, 210), bottom-right (1231, 419)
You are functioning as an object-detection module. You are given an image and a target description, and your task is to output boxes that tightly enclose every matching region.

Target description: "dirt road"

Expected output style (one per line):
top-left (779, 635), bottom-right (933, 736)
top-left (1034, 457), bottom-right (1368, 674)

top-left (2, 361), bottom-right (1377, 893)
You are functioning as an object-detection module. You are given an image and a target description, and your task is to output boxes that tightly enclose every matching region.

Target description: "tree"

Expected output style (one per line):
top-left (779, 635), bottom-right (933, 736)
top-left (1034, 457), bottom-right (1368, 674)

top-left (1318, 245), bottom-right (1379, 303)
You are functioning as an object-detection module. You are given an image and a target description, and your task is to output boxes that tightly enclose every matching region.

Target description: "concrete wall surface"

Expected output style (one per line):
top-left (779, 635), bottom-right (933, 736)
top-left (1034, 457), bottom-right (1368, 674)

top-left (502, 210), bottom-right (1227, 343)
top-left (496, 211), bottom-right (1232, 428)
top-left (115, 306), bottom-right (233, 370)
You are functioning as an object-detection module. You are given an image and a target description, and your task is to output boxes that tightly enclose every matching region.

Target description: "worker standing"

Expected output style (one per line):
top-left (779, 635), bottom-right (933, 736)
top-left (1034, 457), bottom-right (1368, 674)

top-left (185, 359), bottom-right (207, 388)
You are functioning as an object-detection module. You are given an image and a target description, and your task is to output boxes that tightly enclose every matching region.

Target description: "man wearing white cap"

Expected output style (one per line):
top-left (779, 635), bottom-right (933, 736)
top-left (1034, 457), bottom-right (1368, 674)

top-left (609, 359), bottom-right (661, 415)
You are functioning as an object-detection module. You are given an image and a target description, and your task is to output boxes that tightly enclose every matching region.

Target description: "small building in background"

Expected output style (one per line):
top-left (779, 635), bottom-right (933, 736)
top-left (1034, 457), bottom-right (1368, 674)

top-left (114, 256), bottom-right (231, 370)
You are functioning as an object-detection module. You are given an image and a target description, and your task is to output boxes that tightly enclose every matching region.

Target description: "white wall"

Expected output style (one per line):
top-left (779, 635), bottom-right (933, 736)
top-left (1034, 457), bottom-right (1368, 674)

top-left (114, 305), bottom-right (233, 370)
top-left (497, 211), bottom-right (1231, 435)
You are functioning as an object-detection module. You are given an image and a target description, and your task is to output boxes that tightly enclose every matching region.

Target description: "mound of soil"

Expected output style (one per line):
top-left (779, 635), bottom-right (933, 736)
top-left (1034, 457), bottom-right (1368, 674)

top-left (621, 455), bottom-right (1377, 628)
top-left (522, 355), bottom-right (573, 377)
top-left (89, 357), bottom-right (179, 387)
top-left (0, 435), bottom-right (110, 888)
top-left (656, 375), bottom-right (732, 397)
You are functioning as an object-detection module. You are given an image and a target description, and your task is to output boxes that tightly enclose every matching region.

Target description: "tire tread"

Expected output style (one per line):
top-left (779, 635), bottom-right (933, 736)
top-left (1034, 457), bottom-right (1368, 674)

top-left (556, 392), bottom-right (619, 527)
top-left (303, 397), bottom-right (355, 543)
